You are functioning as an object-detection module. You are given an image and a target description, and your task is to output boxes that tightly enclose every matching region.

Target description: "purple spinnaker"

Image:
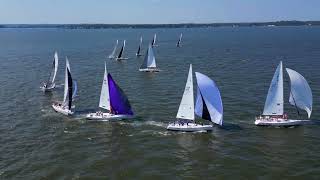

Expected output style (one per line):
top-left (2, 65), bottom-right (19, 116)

top-left (108, 74), bottom-right (134, 115)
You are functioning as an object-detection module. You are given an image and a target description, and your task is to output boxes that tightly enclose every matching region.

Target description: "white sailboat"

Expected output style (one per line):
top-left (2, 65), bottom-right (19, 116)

top-left (41, 51), bottom-right (59, 91)
top-left (86, 62), bottom-right (134, 121)
top-left (139, 44), bottom-right (160, 72)
top-left (136, 36), bottom-right (143, 57)
top-left (176, 33), bottom-right (183, 47)
top-left (52, 58), bottom-right (77, 116)
top-left (255, 61), bottom-right (313, 126)
top-left (108, 40), bottom-right (118, 59)
top-left (151, 33), bottom-right (158, 47)
top-left (115, 40), bottom-right (128, 61)
top-left (167, 65), bottom-right (223, 132)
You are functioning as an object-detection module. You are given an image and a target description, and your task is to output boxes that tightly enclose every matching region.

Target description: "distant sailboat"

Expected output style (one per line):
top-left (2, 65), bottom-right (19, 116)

top-left (167, 65), bottom-right (223, 132)
top-left (86, 62), bottom-right (134, 121)
top-left (139, 44), bottom-right (160, 72)
top-left (41, 51), bottom-right (59, 91)
top-left (136, 36), bottom-right (143, 57)
top-left (151, 33), bottom-right (158, 47)
top-left (108, 40), bottom-right (118, 59)
top-left (176, 33), bottom-right (183, 47)
top-left (52, 58), bottom-right (77, 116)
top-left (115, 40), bottom-right (128, 60)
top-left (255, 61), bottom-right (313, 126)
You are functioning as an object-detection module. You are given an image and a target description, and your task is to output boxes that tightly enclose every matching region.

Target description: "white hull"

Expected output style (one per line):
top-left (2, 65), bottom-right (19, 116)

top-left (86, 112), bottom-right (134, 121)
top-left (167, 122), bottom-right (213, 132)
top-left (255, 118), bottom-right (309, 126)
top-left (115, 57), bottom-right (129, 61)
top-left (40, 83), bottom-right (55, 92)
top-left (108, 56), bottom-right (114, 59)
top-left (52, 103), bottom-right (74, 116)
top-left (139, 68), bottom-right (161, 72)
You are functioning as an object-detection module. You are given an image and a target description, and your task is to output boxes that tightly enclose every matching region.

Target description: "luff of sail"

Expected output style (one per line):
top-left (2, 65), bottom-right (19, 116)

top-left (263, 61), bottom-right (284, 116)
top-left (140, 44), bottom-right (156, 69)
top-left (286, 68), bottom-right (313, 118)
top-left (107, 74), bottom-right (133, 115)
top-left (109, 40), bottom-right (118, 58)
top-left (195, 72), bottom-right (223, 125)
top-left (99, 62), bottom-right (111, 111)
top-left (176, 64), bottom-right (194, 120)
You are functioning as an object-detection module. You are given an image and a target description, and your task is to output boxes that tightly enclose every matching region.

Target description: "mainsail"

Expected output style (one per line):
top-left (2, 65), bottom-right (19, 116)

top-left (195, 72), bottom-right (223, 125)
top-left (263, 61), bottom-right (284, 116)
top-left (108, 74), bottom-right (134, 115)
top-left (151, 34), bottom-right (157, 46)
top-left (99, 62), bottom-right (111, 111)
top-left (109, 40), bottom-right (118, 58)
top-left (140, 44), bottom-right (156, 69)
top-left (176, 64), bottom-right (194, 120)
top-left (117, 40), bottom-right (126, 59)
top-left (46, 51), bottom-right (59, 86)
top-left (176, 33), bottom-right (182, 47)
top-left (136, 37), bottom-right (142, 55)
top-left (63, 58), bottom-right (73, 110)
top-left (286, 68), bottom-right (313, 118)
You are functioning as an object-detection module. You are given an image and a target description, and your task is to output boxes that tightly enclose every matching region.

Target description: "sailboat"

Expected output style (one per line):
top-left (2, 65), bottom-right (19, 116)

top-left (136, 36), bottom-right (143, 57)
top-left (151, 33), bottom-right (158, 47)
top-left (115, 40), bottom-right (128, 61)
top-left (52, 58), bottom-right (77, 116)
top-left (167, 64), bottom-right (223, 132)
top-left (86, 62), bottom-right (134, 121)
top-left (176, 33), bottom-right (183, 47)
top-left (41, 51), bottom-right (59, 91)
top-left (108, 40), bottom-right (118, 59)
top-left (255, 61), bottom-right (313, 126)
top-left (139, 44), bottom-right (160, 72)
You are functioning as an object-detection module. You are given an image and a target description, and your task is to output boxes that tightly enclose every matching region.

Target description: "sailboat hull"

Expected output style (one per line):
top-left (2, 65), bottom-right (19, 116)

top-left (139, 68), bottom-right (161, 72)
top-left (115, 57), bottom-right (129, 61)
top-left (52, 103), bottom-right (74, 116)
top-left (86, 112), bottom-right (134, 121)
top-left (167, 122), bottom-right (213, 132)
top-left (255, 118), bottom-right (309, 126)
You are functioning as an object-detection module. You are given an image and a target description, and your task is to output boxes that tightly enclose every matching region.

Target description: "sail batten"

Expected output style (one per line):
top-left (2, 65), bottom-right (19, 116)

top-left (263, 61), bottom-right (284, 116)
top-left (286, 68), bottom-right (313, 118)
top-left (176, 64), bottom-right (194, 120)
top-left (195, 72), bottom-right (223, 125)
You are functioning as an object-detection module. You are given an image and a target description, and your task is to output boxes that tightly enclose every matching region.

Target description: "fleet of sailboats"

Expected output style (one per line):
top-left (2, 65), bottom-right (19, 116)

top-left (41, 51), bottom-right (59, 91)
top-left (167, 64), bottom-right (223, 132)
top-left (255, 61), bottom-right (313, 126)
top-left (86, 62), bottom-right (134, 121)
top-left (52, 58), bottom-right (77, 116)
top-left (42, 35), bottom-right (316, 131)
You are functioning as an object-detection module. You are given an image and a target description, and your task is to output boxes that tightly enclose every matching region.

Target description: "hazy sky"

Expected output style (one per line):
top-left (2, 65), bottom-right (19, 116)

top-left (0, 0), bottom-right (319, 24)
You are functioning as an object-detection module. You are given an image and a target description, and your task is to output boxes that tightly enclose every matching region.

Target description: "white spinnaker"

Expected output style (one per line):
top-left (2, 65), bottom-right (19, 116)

top-left (63, 58), bottom-right (71, 104)
top-left (99, 62), bottom-right (111, 111)
top-left (286, 68), bottom-right (313, 118)
top-left (109, 40), bottom-right (118, 58)
top-left (195, 72), bottom-right (223, 125)
top-left (263, 61), bottom-right (284, 116)
top-left (176, 64), bottom-right (194, 120)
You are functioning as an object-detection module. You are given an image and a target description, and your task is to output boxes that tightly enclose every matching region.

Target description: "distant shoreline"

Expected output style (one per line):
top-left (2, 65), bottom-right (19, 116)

top-left (0, 21), bottom-right (319, 29)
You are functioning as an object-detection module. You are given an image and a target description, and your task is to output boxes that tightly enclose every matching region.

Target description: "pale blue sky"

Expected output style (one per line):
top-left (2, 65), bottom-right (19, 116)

top-left (0, 0), bottom-right (319, 24)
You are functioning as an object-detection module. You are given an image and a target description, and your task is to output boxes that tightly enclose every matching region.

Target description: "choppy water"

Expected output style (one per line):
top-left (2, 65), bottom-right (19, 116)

top-left (0, 27), bottom-right (320, 179)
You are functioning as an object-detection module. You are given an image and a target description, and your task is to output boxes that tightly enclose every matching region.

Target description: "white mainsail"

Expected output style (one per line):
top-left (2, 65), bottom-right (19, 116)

top-left (63, 58), bottom-right (71, 104)
top-left (99, 62), bottom-right (111, 111)
top-left (140, 44), bottom-right (156, 69)
top-left (50, 51), bottom-right (59, 84)
top-left (195, 72), bottom-right (223, 125)
top-left (263, 61), bottom-right (284, 116)
top-left (109, 40), bottom-right (118, 58)
top-left (176, 64), bottom-right (194, 120)
top-left (286, 68), bottom-right (313, 118)
top-left (152, 34), bottom-right (157, 46)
